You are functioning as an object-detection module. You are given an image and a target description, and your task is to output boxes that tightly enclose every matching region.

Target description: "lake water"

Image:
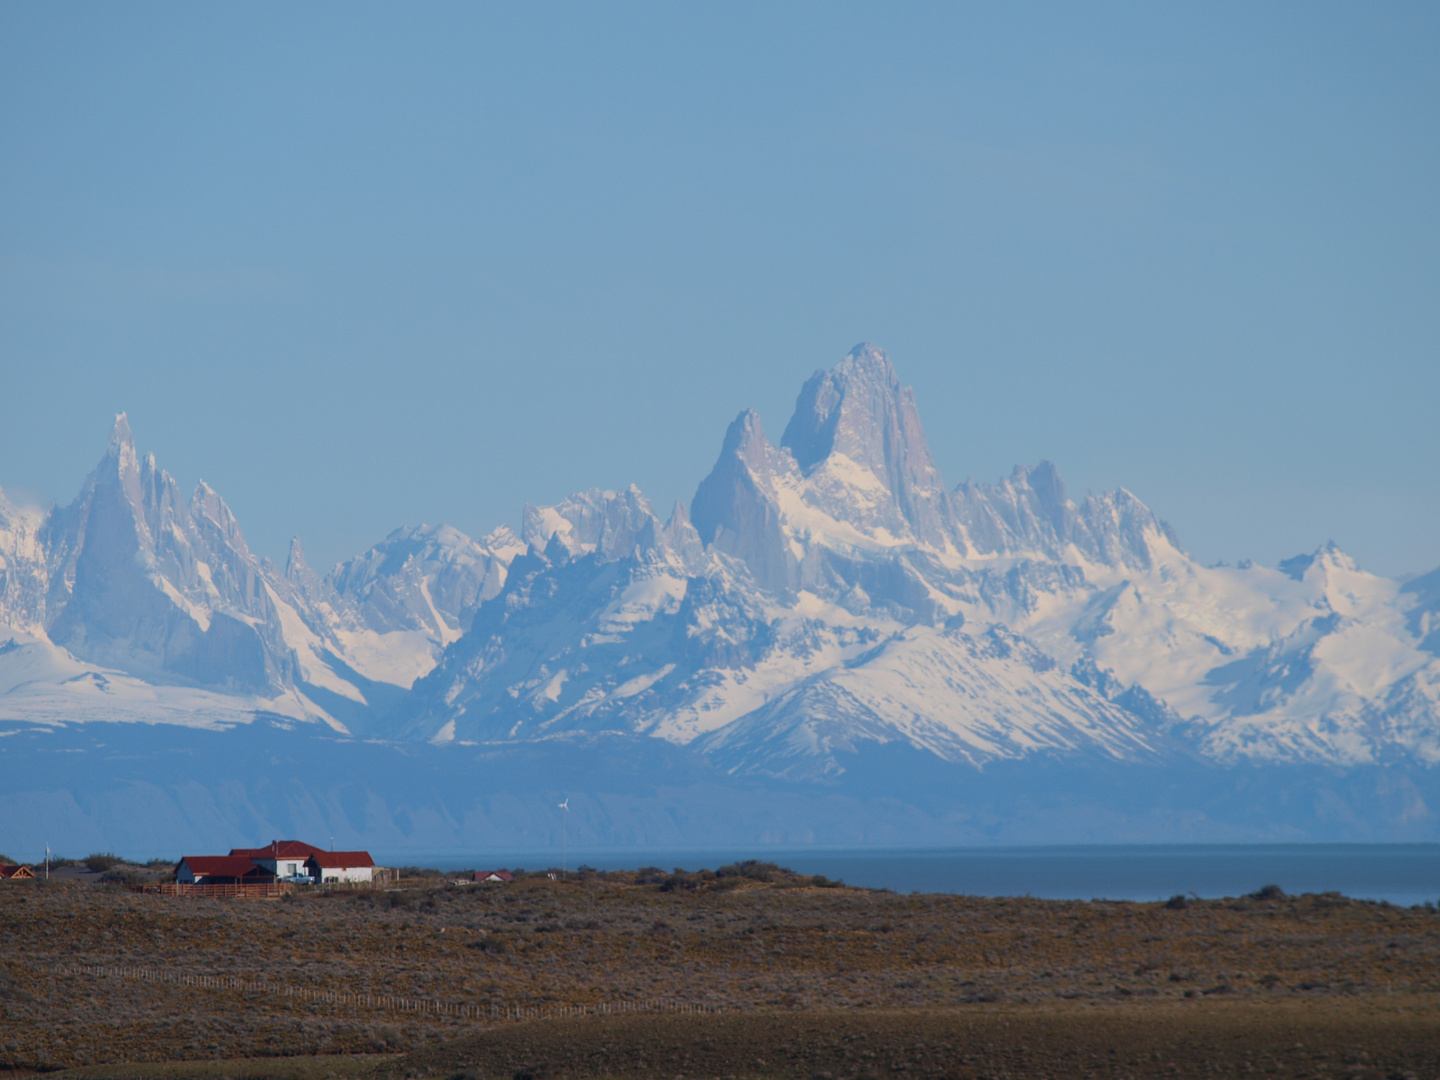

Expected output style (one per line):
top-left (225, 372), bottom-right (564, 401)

top-left (394, 845), bottom-right (1440, 907)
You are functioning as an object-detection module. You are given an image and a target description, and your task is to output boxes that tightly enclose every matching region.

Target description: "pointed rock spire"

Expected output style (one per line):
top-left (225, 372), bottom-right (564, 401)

top-left (189, 480), bottom-right (252, 559)
top-left (780, 343), bottom-right (953, 545)
top-left (284, 534), bottom-right (325, 599)
top-left (656, 500), bottom-right (705, 565)
top-left (691, 410), bottom-right (798, 592)
top-left (96, 411), bottom-right (145, 515)
top-left (286, 536), bottom-right (308, 579)
top-left (107, 412), bottom-right (135, 458)
top-left (720, 409), bottom-right (776, 473)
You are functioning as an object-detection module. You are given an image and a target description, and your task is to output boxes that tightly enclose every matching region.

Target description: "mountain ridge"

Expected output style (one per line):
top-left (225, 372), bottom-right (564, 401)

top-left (3, 343), bottom-right (1439, 849)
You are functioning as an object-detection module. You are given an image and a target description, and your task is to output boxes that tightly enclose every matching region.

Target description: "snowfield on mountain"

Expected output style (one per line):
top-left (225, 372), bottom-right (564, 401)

top-left (2, 343), bottom-right (1438, 848)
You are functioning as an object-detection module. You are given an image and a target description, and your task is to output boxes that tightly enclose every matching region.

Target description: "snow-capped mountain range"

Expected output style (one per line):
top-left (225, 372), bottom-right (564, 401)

top-left (3, 344), bottom-right (1438, 816)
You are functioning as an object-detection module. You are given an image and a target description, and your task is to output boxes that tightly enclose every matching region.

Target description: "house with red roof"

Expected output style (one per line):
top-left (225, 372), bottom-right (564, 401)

top-left (0, 864), bottom-right (36, 881)
top-left (230, 840), bottom-right (327, 880)
top-left (176, 855), bottom-right (277, 885)
top-left (174, 840), bottom-right (378, 886)
top-left (304, 850), bottom-right (376, 884)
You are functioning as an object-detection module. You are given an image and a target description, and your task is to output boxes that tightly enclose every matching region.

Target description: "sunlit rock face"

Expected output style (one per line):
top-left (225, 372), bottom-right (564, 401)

top-left (780, 343), bottom-right (955, 549)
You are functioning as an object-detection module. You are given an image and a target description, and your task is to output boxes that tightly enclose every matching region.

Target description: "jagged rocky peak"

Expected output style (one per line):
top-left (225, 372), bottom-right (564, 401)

top-left (137, 451), bottom-right (189, 548)
top-left (953, 460), bottom-right (1179, 570)
top-left (522, 486), bottom-right (660, 561)
top-left (84, 412), bottom-right (147, 527)
top-left (1401, 564), bottom-right (1440, 657)
top-left (691, 410), bottom-right (791, 513)
top-left (691, 345), bottom-right (961, 593)
top-left (1278, 540), bottom-right (1354, 583)
top-left (638, 500), bottom-right (705, 567)
top-left (783, 344), bottom-right (922, 471)
top-left (35, 414), bottom-right (282, 692)
top-left (954, 461), bottom-right (1075, 556)
top-left (1076, 487), bottom-right (1182, 570)
top-left (780, 343), bottom-right (953, 546)
top-left (0, 485), bottom-right (49, 633)
top-left (1271, 541), bottom-right (1392, 624)
top-left (285, 536), bottom-right (309, 579)
top-left (663, 501), bottom-right (704, 554)
top-left (691, 409), bottom-right (798, 593)
top-left (724, 408), bottom-right (784, 474)
top-left (189, 479), bottom-right (252, 560)
top-left (107, 411), bottom-right (140, 472)
top-left (325, 522), bottom-right (525, 641)
top-left (284, 536), bottom-right (327, 601)
top-left (43, 414), bottom-right (155, 609)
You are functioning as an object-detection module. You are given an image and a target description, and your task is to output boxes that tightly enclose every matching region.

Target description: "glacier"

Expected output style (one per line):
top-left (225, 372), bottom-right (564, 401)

top-left (3, 343), bottom-right (1439, 853)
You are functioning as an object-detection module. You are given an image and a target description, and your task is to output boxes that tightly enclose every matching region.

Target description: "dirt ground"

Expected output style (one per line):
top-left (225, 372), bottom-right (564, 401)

top-left (4, 866), bottom-right (1439, 1077)
top-left (390, 1001), bottom-right (1440, 1080)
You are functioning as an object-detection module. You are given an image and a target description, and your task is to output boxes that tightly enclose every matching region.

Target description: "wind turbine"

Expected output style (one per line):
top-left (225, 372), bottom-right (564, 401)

top-left (558, 798), bottom-right (570, 880)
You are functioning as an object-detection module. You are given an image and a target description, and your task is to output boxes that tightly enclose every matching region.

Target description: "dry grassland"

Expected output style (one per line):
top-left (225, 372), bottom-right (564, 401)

top-left (2, 867), bottom-right (1439, 1078)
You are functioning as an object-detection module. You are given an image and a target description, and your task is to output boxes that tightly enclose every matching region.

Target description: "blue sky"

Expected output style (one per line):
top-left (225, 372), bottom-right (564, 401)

top-left (2, 3), bottom-right (1437, 576)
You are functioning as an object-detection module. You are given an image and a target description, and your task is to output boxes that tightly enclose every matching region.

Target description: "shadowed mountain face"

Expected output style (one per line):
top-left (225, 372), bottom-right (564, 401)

top-left (691, 410), bottom-right (799, 594)
top-left (2, 344), bottom-right (1439, 805)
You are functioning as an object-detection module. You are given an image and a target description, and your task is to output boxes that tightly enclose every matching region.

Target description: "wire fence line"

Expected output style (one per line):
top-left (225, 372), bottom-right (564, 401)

top-left (58, 964), bottom-right (723, 1024)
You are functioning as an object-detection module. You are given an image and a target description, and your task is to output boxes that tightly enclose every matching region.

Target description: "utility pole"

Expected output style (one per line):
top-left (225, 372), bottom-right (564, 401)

top-left (558, 799), bottom-right (570, 880)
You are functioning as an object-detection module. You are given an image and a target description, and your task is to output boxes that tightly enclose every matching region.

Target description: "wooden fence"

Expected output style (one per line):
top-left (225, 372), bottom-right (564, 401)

top-left (126, 882), bottom-right (293, 899)
top-left (59, 964), bottom-right (722, 1024)
top-left (127, 880), bottom-right (393, 899)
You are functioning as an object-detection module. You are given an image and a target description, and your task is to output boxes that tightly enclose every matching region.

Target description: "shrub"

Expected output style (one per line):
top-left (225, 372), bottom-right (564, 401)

top-left (1251, 884), bottom-right (1286, 901)
top-left (659, 872), bottom-right (698, 893)
top-left (85, 853), bottom-right (124, 873)
top-left (1165, 894), bottom-right (1189, 910)
top-left (99, 867), bottom-right (148, 885)
top-left (715, 860), bottom-right (785, 883)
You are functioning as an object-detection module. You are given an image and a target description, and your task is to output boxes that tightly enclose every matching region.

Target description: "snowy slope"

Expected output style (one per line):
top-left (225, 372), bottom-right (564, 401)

top-left (1, 347), bottom-right (1436, 786)
top-left (407, 489), bottom-right (1166, 779)
top-left (403, 349), bottom-right (1200, 776)
top-left (698, 623), bottom-right (1163, 780)
top-left (0, 629), bottom-right (326, 731)
top-left (410, 342), bottom-right (1438, 777)
top-left (0, 416), bottom-right (529, 732)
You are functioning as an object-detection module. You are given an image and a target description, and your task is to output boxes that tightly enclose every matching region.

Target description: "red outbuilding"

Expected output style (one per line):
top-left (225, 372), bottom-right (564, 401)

top-left (177, 855), bottom-right (277, 885)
